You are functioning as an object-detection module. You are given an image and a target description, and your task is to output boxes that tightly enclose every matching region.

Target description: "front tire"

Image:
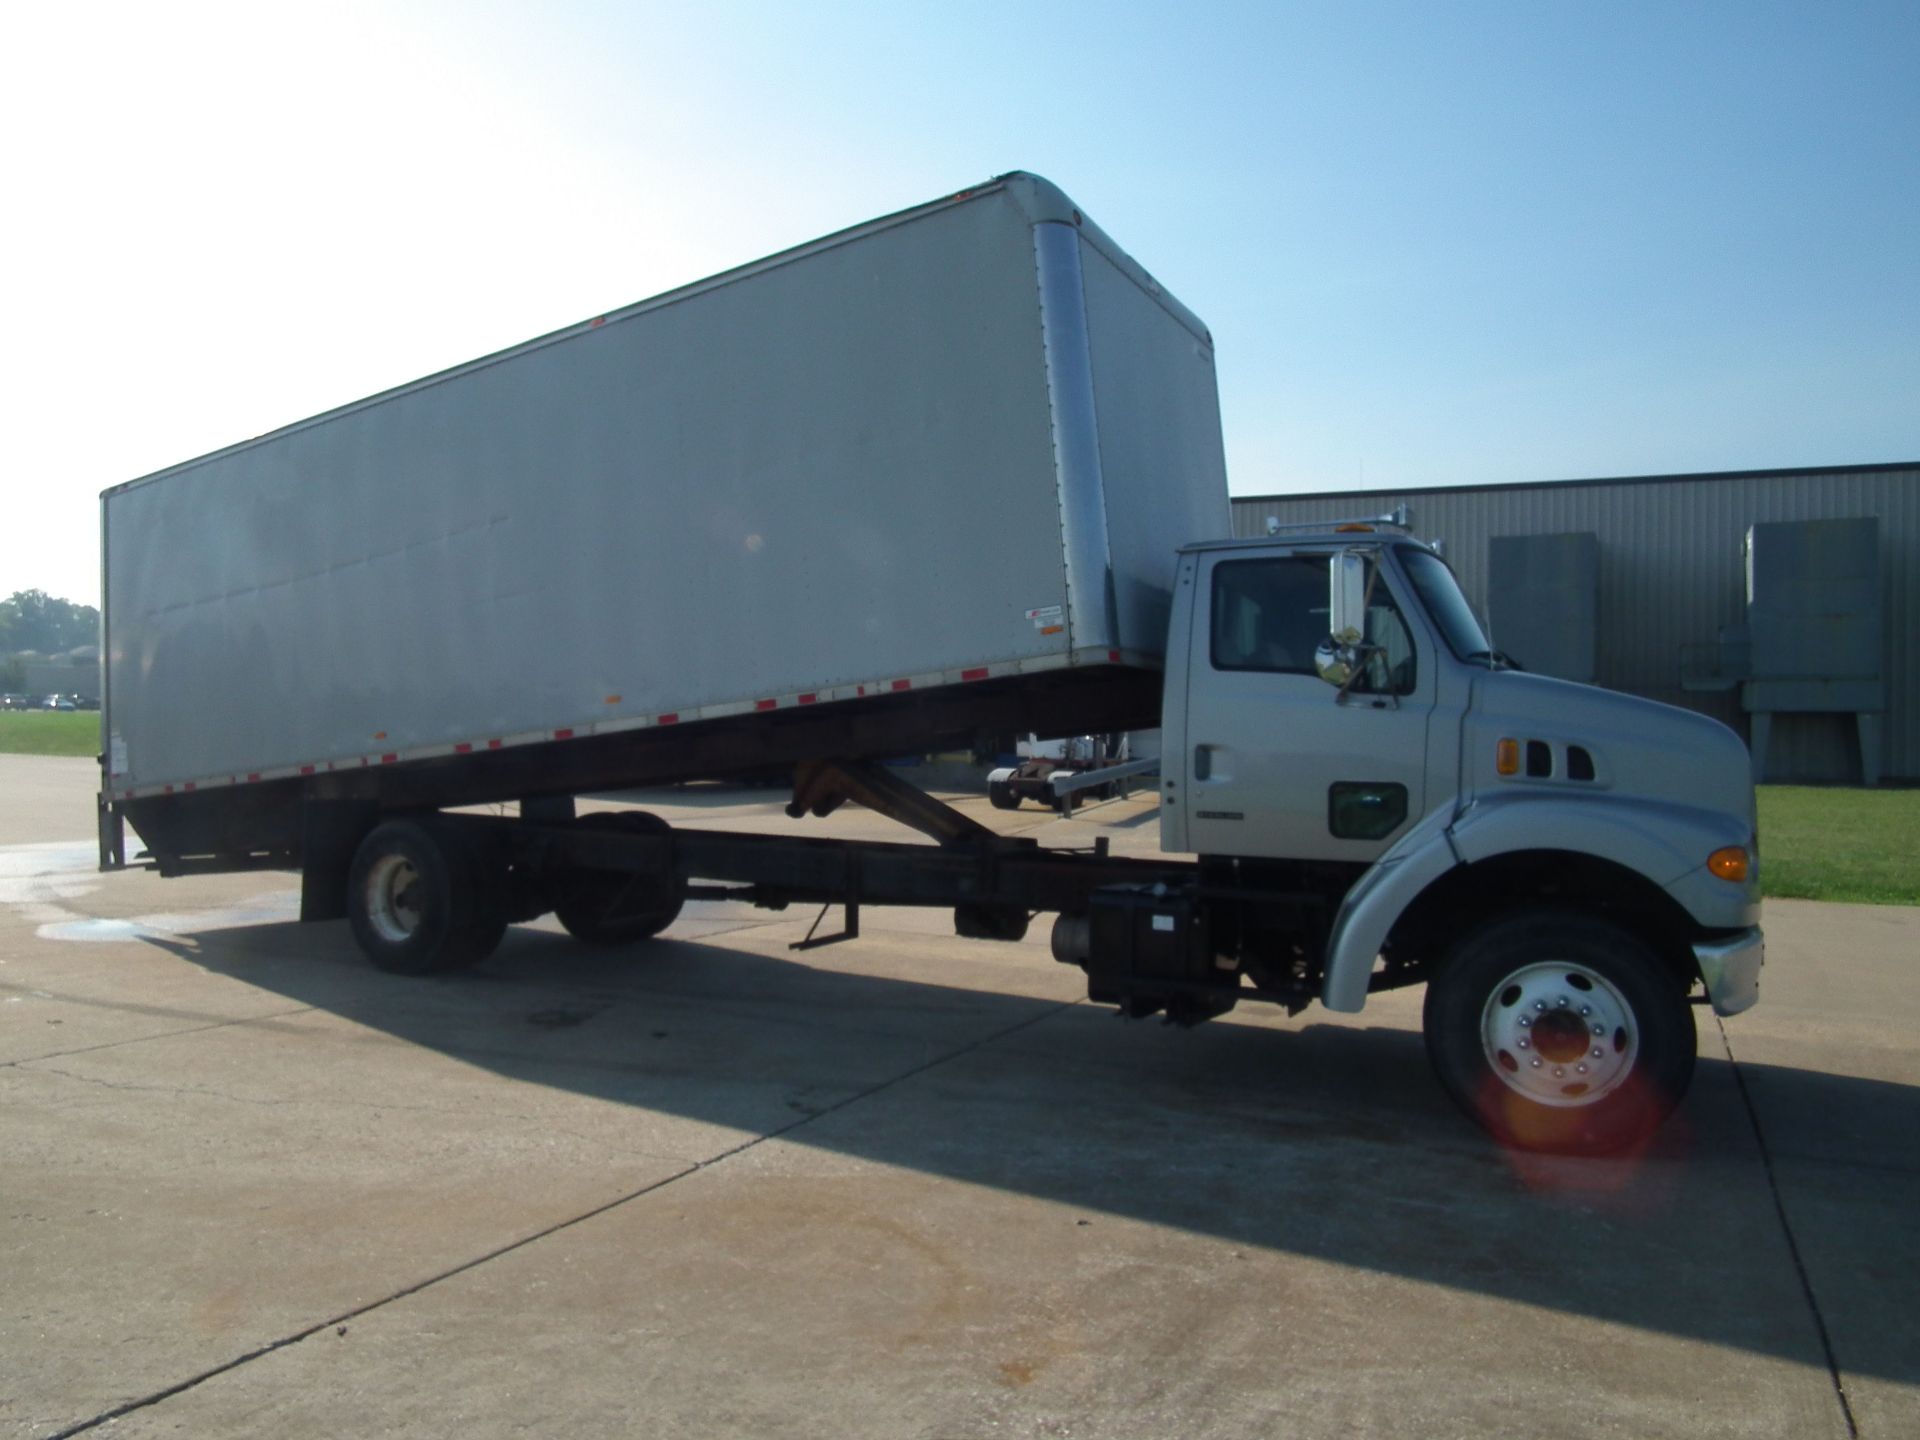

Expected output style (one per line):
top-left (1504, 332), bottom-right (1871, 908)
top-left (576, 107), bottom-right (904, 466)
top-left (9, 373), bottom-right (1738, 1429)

top-left (1423, 909), bottom-right (1696, 1154)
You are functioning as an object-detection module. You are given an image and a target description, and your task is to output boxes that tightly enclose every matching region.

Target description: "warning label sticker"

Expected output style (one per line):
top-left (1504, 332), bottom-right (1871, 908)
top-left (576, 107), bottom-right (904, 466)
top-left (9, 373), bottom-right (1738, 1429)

top-left (1025, 605), bottom-right (1064, 629)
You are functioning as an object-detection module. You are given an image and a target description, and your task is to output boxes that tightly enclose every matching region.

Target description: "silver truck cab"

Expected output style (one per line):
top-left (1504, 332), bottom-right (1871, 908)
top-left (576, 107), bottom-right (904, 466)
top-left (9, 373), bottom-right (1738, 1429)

top-left (1159, 521), bottom-right (1763, 1151)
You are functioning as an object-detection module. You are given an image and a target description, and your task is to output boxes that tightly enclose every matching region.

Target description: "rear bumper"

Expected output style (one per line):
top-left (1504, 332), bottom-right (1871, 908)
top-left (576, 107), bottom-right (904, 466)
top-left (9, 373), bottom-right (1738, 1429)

top-left (1694, 927), bottom-right (1764, 1017)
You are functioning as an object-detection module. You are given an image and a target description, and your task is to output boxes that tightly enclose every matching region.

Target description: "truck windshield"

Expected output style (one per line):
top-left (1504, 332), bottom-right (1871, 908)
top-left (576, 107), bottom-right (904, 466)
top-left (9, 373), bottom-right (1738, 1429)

top-left (1397, 545), bottom-right (1494, 663)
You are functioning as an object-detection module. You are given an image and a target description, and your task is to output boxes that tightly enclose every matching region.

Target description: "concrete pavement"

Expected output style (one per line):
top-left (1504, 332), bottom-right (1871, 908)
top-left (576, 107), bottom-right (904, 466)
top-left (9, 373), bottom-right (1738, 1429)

top-left (2, 754), bottom-right (1914, 1438)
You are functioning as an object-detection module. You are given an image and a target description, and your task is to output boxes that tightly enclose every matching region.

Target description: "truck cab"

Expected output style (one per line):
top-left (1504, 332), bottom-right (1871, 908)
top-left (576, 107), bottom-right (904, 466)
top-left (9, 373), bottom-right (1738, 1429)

top-left (1143, 520), bottom-right (1764, 1150)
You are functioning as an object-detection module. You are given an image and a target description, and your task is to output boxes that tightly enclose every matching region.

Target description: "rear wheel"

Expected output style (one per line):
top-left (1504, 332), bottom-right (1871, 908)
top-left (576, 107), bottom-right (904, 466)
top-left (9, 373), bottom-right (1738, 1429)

top-left (988, 779), bottom-right (1020, 811)
top-left (1423, 909), bottom-right (1695, 1154)
top-left (552, 811), bottom-right (685, 945)
top-left (954, 902), bottom-right (1030, 943)
top-left (348, 820), bottom-right (505, 974)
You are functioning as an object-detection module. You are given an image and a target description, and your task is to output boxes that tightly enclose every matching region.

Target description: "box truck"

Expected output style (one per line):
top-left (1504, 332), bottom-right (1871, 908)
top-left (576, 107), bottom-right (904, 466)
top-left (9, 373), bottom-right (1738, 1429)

top-left (98, 173), bottom-right (1763, 1153)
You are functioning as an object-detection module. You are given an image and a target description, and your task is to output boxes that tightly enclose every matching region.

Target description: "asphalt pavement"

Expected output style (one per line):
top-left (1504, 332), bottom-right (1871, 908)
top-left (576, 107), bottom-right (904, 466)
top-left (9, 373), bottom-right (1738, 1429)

top-left (2, 752), bottom-right (1914, 1438)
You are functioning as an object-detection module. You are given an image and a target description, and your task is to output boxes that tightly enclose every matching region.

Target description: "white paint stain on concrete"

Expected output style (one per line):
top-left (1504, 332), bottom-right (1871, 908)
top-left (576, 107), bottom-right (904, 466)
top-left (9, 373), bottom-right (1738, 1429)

top-left (0, 841), bottom-right (102, 924)
top-left (36, 890), bottom-right (301, 943)
top-left (1, 840), bottom-right (298, 943)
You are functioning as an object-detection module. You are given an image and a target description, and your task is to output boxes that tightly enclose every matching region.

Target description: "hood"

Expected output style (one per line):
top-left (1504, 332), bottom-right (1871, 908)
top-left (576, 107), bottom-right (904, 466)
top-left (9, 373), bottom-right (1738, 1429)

top-left (1463, 670), bottom-right (1755, 834)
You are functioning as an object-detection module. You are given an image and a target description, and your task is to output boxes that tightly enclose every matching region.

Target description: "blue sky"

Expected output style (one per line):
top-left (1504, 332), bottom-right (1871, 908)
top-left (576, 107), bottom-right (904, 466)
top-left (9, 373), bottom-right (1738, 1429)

top-left (4, 0), bottom-right (1915, 606)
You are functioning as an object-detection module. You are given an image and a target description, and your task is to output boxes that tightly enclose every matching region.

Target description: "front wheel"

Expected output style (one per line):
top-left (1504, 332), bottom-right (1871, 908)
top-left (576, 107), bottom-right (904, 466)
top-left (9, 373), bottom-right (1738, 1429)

top-left (1423, 910), bottom-right (1696, 1154)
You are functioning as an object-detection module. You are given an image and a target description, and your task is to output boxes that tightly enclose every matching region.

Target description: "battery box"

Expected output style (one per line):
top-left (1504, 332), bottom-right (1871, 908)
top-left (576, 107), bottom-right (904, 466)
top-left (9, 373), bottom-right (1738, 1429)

top-left (1087, 886), bottom-right (1211, 984)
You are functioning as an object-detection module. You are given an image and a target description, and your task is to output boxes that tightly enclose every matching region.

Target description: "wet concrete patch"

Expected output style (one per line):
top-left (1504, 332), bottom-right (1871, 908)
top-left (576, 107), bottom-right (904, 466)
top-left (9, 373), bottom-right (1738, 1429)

top-left (36, 889), bottom-right (301, 944)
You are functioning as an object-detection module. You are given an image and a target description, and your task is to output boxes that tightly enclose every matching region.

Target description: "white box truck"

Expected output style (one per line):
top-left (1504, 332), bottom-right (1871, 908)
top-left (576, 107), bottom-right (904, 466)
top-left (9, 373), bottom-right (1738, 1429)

top-left (99, 173), bottom-right (1763, 1153)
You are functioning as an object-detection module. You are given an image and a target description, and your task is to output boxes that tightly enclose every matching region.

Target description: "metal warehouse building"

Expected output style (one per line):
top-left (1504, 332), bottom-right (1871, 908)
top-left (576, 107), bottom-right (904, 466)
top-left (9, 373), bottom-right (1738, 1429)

top-left (1230, 461), bottom-right (1918, 785)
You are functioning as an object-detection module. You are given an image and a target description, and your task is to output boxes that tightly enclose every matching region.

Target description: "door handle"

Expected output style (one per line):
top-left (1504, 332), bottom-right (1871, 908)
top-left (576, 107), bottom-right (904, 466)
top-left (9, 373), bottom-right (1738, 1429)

top-left (1194, 744), bottom-right (1213, 781)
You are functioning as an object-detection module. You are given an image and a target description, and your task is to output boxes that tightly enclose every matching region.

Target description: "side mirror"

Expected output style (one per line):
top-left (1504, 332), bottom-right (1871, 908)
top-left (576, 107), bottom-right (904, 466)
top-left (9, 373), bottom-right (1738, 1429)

top-left (1316, 552), bottom-right (1369, 688)
top-left (1328, 551), bottom-right (1368, 645)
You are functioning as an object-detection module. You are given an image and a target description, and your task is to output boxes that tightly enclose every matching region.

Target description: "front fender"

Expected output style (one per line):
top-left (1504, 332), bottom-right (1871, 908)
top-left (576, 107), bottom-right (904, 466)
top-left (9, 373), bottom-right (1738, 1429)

top-left (1319, 791), bottom-right (1754, 1012)
top-left (1448, 790), bottom-right (1745, 889)
top-left (1320, 805), bottom-right (1461, 1012)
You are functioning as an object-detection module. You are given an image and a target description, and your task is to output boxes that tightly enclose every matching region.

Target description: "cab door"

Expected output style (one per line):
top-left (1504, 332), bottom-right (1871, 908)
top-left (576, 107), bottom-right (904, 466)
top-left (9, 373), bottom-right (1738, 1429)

top-left (1179, 549), bottom-right (1433, 862)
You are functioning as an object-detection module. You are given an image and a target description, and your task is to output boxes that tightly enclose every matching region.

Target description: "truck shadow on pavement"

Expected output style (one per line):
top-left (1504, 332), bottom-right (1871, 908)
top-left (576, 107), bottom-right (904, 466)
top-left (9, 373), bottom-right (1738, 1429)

top-left (139, 914), bottom-right (1918, 1391)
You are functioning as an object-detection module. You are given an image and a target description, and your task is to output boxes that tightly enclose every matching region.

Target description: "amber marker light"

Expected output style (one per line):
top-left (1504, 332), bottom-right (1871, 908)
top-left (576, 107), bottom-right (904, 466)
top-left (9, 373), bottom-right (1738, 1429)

top-left (1495, 738), bottom-right (1520, 776)
top-left (1708, 847), bottom-right (1751, 882)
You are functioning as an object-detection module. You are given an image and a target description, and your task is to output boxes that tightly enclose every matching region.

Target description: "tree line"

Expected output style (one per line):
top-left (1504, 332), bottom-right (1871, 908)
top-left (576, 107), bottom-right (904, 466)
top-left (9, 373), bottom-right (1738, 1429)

top-left (1, 590), bottom-right (100, 655)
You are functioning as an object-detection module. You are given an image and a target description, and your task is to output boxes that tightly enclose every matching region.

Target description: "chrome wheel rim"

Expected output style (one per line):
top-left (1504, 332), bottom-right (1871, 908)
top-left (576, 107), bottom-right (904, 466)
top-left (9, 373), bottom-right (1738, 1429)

top-left (364, 854), bottom-right (424, 945)
top-left (1481, 961), bottom-right (1637, 1108)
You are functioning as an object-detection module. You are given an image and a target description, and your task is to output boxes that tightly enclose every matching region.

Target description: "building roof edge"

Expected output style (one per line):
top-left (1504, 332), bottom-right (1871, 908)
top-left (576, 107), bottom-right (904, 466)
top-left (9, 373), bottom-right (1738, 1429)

top-left (1230, 460), bottom-right (1919, 507)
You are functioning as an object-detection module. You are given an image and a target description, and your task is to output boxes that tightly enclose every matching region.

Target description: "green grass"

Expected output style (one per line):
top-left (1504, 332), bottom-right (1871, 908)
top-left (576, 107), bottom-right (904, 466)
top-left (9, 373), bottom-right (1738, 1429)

top-left (0, 710), bottom-right (99, 757)
top-left (1758, 785), bottom-right (1920, 906)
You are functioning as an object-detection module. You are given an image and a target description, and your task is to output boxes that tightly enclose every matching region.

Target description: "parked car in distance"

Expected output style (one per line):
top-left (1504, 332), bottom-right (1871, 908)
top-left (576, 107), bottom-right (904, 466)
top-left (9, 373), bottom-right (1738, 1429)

top-left (45, 695), bottom-right (78, 712)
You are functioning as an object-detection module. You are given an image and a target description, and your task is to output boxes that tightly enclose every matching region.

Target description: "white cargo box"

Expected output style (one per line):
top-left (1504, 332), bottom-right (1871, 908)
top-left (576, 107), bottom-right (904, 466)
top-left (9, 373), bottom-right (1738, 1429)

top-left (102, 173), bottom-right (1228, 798)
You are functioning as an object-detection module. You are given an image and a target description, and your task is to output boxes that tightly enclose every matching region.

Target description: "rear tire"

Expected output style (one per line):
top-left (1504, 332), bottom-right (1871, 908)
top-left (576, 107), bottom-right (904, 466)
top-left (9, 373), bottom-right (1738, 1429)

top-left (347, 820), bottom-right (505, 975)
top-left (552, 811), bottom-right (685, 945)
top-left (1423, 909), bottom-right (1695, 1154)
top-left (988, 780), bottom-right (1020, 811)
top-left (955, 902), bottom-right (1030, 943)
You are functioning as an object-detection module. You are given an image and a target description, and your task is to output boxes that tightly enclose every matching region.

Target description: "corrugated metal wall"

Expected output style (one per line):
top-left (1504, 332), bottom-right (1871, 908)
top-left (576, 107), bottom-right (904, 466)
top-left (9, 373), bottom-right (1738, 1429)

top-left (1230, 463), bottom-right (1919, 783)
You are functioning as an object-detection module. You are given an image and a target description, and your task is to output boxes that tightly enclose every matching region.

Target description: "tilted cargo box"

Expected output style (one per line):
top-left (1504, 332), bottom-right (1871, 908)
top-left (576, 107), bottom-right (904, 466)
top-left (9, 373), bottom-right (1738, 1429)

top-left (101, 173), bottom-right (1227, 862)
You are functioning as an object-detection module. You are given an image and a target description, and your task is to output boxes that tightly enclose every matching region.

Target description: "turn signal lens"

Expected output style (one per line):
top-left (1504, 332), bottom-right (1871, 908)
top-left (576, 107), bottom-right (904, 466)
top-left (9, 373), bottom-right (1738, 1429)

top-left (1708, 847), bottom-right (1751, 883)
top-left (1495, 739), bottom-right (1519, 776)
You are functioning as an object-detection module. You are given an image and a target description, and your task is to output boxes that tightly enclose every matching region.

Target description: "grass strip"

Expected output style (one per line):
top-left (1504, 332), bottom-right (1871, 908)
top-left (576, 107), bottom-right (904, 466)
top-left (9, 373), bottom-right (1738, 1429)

top-left (1757, 785), bottom-right (1919, 906)
top-left (0, 711), bottom-right (100, 758)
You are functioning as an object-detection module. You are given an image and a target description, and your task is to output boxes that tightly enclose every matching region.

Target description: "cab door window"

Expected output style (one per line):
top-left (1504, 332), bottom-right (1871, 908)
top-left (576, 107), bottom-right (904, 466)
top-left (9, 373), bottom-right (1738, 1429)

top-left (1210, 555), bottom-right (1415, 695)
top-left (1211, 557), bottom-right (1327, 675)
